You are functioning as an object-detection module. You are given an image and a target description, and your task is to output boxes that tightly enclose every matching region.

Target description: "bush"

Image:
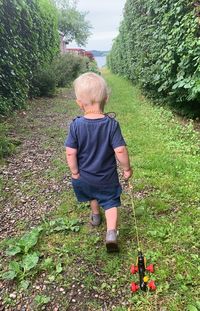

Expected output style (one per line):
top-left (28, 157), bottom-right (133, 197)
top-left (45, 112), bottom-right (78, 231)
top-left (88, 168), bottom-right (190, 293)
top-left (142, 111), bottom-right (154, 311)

top-left (31, 67), bottom-right (57, 97)
top-left (87, 60), bottom-right (101, 75)
top-left (0, 0), bottom-right (59, 114)
top-left (108, 0), bottom-right (200, 114)
top-left (51, 54), bottom-right (100, 87)
top-left (52, 54), bottom-right (88, 87)
top-left (28, 52), bottom-right (101, 97)
top-left (0, 97), bottom-right (15, 117)
top-left (31, 53), bottom-right (96, 96)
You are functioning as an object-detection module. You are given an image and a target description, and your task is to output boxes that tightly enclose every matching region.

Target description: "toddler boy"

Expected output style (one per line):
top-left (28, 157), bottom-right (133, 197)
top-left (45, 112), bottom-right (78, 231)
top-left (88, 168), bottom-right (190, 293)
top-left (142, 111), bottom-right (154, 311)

top-left (65, 72), bottom-right (132, 252)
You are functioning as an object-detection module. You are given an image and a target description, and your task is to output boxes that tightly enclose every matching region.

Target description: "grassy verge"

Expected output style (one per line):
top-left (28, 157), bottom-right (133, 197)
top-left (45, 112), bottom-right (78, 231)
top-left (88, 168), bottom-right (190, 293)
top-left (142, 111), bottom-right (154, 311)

top-left (104, 70), bottom-right (200, 310)
top-left (0, 71), bottom-right (199, 310)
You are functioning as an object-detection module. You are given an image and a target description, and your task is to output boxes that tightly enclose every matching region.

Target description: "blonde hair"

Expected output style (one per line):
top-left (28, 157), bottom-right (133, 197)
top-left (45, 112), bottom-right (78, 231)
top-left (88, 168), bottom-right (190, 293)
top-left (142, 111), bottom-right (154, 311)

top-left (73, 72), bottom-right (108, 107)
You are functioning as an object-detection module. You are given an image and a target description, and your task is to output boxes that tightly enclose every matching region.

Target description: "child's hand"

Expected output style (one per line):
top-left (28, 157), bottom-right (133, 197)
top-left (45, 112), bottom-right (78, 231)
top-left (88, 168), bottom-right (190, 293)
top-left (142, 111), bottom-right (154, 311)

top-left (71, 172), bottom-right (80, 179)
top-left (123, 168), bottom-right (133, 180)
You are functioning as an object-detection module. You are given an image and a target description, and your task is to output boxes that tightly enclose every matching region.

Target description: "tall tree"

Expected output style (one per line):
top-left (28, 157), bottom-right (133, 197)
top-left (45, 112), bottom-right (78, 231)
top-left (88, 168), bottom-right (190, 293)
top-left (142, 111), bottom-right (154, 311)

top-left (54, 0), bottom-right (92, 46)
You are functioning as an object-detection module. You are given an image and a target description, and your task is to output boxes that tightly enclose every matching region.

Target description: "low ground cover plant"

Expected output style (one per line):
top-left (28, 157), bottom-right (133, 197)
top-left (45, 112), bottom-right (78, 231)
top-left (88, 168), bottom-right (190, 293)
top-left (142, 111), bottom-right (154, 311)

top-left (0, 218), bottom-right (80, 288)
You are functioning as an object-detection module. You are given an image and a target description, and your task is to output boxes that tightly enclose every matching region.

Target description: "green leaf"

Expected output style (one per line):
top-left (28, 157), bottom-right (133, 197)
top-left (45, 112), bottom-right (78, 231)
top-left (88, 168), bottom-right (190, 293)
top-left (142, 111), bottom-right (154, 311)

top-left (48, 275), bottom-right (55, 282)
top-left (187, 306), bottom-right (198, 311)
top-left (47, 218), bottom-right (80, 233)
top-left (71, 225), bottom-right (80, 232)
top-left (21, 252), bottom-right (39, 272)
top-left (6, 246), bottom-right (21, 256)
top-left (20, 280), bottom-right (30, 290)
top-left (2, 270), bottom-right (17, 280)
top-left (18, 227), bottom-right (43, 253)
top-left (41, 257), bottom-right (54, 270)
top-left (181, 285), bottom-right (188, 291)
top-left (101, 282), bottom-right (107, 289)
top-left (56, 262), bottom-right (62, 274)
top-left (135, 207), bottom-right (145, 216)
top-left (70, 219), bottom-right (79, 226)
top-left (34, 294), bottom-right (50, 306)
top-left (9, 261), bottom-right (21, 274)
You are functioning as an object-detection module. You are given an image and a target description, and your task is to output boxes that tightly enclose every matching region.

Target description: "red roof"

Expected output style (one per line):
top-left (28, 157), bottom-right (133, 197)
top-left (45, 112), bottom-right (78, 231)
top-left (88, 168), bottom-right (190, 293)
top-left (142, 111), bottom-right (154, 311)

top-left (66, 48), bottom-right (94, 60)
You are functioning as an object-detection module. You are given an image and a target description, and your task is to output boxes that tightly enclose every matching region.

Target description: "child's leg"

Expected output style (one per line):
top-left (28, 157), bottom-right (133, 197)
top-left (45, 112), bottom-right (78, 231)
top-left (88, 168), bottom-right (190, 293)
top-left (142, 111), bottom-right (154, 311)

top-left (90, 199), bottom-right (101, 226)
top-left (105, 207), bottom-right (119, 252)
top-left (90, 199), bottom-right (100, 214)
top-left (105, 207), bottom-right (118, 231)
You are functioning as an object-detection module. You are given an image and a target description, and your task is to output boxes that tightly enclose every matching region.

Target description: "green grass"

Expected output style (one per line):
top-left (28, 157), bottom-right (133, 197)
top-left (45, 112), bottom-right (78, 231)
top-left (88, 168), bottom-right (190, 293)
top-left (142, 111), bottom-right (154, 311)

top-left (0, 123), bottom-right (19, 162)
top-left (103, 70), bottom-right (200, 309)
top-left (0, 73), bottom-right (199, 310)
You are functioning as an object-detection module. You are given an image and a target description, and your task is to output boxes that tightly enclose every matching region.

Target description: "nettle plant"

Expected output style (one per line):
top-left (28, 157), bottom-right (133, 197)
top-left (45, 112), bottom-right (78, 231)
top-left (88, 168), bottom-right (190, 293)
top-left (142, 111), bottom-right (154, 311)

top-left (108, 0), bottom-right (200, 110)
top-left (1, 218), bottom-right (80, 287)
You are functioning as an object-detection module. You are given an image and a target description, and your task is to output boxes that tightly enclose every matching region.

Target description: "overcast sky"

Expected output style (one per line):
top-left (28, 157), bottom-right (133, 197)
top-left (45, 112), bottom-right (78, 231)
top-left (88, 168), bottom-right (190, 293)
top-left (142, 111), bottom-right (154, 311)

top-left (68, 0), bottom-right (126, 51)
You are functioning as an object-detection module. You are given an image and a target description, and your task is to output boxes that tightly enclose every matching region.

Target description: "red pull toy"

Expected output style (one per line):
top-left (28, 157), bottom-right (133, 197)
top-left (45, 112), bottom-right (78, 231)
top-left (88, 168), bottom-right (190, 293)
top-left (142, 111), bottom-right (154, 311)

top-left (146, 264), bottom-right (154, 273)
top-left (148, 280), bottom-right (156, 291)
top-left (130, 264), bottom-right (138, 274)
top-left (130, 282), bottom-right (139, 292)
top-left (128, 181), bottom-right (156, 293)
top-left (130, 251), bottom-right (156, 292)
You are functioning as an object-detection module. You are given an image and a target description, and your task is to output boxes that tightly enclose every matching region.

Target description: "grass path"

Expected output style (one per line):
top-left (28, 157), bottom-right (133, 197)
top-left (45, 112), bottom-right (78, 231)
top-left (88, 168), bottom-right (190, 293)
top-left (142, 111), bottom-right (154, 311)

top-left (0, 71), bottom-right (199, 310)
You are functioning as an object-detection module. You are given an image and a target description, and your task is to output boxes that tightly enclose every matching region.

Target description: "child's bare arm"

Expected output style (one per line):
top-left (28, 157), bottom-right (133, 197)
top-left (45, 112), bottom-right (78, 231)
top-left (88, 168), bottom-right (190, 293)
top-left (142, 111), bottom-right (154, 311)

top-left (66, 147), bottom-right (80, 179)
top-left (114, 146), bottom-right (132, 179)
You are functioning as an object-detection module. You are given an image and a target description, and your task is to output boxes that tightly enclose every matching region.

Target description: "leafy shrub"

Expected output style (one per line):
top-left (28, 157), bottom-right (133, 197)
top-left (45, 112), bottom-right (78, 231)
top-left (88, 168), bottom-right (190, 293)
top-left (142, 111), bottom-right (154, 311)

top-left (31, 67), bottom-right (57, 97)
top-left (0, 0), bottom-right (59, 114)
top-left (87, 60), bottom-right (101, 75)
top-left (30, 53), bottom-right (91, 96)
top-left (24, 53), bottom-right (100, 97)
top-left (52, 54), bottom-right (88, 87)
top-left (31, 53), bottom-right (100, 94)
top-left (0, 97), bottom-right (15, 117)
top-left (108, 0), bottom-right (200, 114)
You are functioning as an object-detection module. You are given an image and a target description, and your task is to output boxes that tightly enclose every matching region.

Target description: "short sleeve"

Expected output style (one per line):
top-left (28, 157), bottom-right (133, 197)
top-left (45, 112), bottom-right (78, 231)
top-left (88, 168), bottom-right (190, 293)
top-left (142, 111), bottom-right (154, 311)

top-left (64, 122), bottom-right (78, 148)
top-left (111, 122), bottom-right (126, 149)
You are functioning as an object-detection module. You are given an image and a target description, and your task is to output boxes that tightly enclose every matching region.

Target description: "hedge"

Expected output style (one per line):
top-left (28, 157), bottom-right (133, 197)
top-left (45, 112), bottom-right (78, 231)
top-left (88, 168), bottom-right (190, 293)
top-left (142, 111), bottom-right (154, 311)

top-left (0, 0), bottom-right (59, 115)
top-left (108, 0), bottom-right (200, 112)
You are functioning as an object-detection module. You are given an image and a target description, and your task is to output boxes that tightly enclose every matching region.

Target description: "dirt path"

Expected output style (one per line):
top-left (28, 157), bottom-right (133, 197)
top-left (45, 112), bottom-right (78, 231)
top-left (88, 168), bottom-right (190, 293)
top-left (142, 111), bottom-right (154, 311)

top-left (0, 91), bottom-right (74, 240)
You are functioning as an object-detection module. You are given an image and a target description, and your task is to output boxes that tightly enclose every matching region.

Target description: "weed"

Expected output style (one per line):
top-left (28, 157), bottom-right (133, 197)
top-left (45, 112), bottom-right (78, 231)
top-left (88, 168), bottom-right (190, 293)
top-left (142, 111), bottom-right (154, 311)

top-left (0, 217), bottom-right (81, 284)
top-left (34, 294), bottom-right (50, 308)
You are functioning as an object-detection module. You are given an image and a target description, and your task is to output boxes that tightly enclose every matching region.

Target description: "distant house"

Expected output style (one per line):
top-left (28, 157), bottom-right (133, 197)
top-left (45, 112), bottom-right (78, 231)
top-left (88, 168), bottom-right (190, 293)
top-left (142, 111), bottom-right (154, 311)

top-left (66, 48), bottom-right (85, 56)
top-left (66, 48), bottom-right (94, 61)
top-left (84, 51), bottom-right (95, 61)
top-left (58, 32), bottom-right (94, 61)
